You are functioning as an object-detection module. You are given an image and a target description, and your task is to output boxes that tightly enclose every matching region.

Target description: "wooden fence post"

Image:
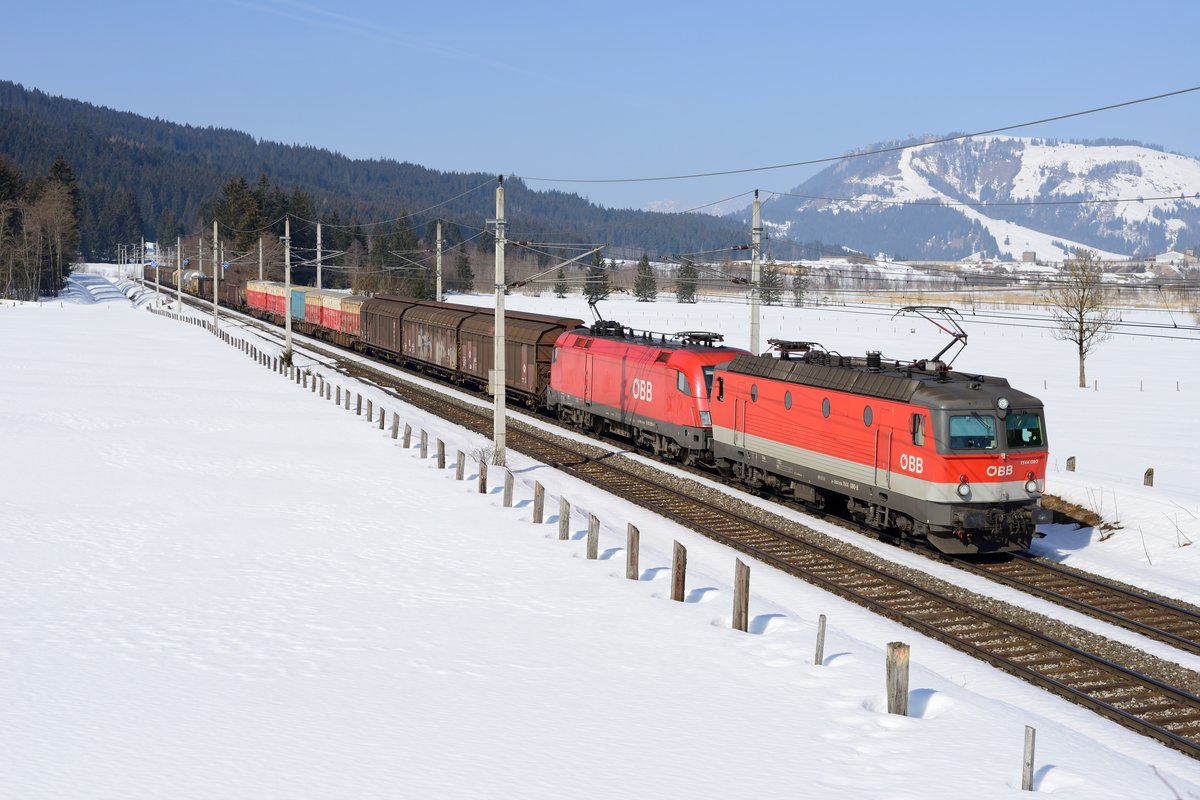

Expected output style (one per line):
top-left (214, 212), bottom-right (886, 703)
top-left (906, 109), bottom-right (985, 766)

top-left (1022, 725), bottom-right (1036, 791)
top-left (378, 409), bottom-right (385, 430)
top-left (403, 424), bottom-right (412, 448)
top-left (311, 375), bottom-right (317, 393)
top-left (815, 614), bottom-right (827, 665)
top-left (503, 470), bottom-right (514, 508)
top-left (1144, 468), bottom-right (1154, 487)
top-left (420, 430), bottom-right (428, 459)
top-left (478, 460), bottom-right (488, 494)
top-left (391, 415), bottom-right (400, 440)
top-left (367, 399), bottom-right (373, 421)
top-left (586, 514), bottom-right (599, 559)
top-left (336, 386), bottom-right (341, 406)
top-left (558, 497), bottom-right (570, 540)
top-left (455, 451), bottom-right (465, 480)
top-left (344, 390), bottom-right (350, 410)
top-left (1065, 456), bottom-right (1076, 472)
top-left (733, 559), bottom-right (749, 632)
top-left (671, 541), bottom-right (687, 602)
top-left (626, 524), bottom-right (640, 580)
top-left (886, 642), bottom-right (910, 716)
top-left (356, 394), bottom-right (362, 416)
top-left (436, 439), bottom-right (445, 469)
top-left (533, 482), bottom-right (545, 523)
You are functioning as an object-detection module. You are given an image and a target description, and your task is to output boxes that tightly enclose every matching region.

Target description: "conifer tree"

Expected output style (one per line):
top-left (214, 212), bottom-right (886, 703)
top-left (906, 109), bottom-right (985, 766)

top-left (554, 265), bottom-right (568, 298)
top-left (633, 253), bottom-right (657, 301)
top-left (761, 257), bottom-right (783, 305)
top-left (584, 250), bottom-right (610, 304)
top-left (791, 262), bottom-right (809, 306)
top-left (455, 249), bottom-right (474, 293)
top-left (675, 258), bottom-right (698, 303)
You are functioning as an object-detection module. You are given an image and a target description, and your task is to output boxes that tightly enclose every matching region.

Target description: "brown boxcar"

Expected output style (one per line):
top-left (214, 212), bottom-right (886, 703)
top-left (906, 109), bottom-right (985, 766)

top-left (460, 310), bottom-right (584, 400)
top-left (360, 296), bottom-right (421, 356)
top-left (401, 304), bottom-right (480, 375)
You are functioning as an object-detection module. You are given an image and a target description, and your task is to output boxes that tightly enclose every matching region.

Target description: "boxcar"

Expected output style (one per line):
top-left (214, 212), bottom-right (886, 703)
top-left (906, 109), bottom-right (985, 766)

top-left (400, 303), bottom-right (480, 376)
top-left (360, 295), bottom-right (421, 357)
top-left (338, 295), bottom-right (370, 343)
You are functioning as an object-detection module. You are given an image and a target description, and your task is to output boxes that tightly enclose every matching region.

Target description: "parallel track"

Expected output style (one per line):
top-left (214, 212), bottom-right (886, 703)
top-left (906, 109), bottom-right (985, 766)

top-left (162, 299), bottom-right (1200, 758)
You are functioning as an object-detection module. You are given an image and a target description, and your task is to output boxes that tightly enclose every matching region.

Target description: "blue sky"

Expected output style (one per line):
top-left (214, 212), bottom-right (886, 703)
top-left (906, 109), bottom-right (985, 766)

top-left (4, 0), bottom-right (1199, 213)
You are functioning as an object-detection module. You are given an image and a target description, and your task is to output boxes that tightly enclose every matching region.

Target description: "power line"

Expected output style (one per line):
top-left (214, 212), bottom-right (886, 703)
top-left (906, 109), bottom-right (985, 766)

top-left (516, 85), bottom-right (1200, 185)
top-left (761, 190), bottom-right (1200, 209)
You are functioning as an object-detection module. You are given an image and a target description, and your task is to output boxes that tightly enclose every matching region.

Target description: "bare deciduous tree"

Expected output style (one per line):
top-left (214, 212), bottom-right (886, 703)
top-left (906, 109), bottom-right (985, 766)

top-left (1050, 248), bottom-right (1116, 388)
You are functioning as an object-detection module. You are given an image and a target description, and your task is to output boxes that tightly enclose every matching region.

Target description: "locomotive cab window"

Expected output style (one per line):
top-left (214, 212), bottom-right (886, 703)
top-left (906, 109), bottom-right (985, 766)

top-left (911, 413), bottom-right (925, 446)
top-left (676, 370), bottom-right (690, 395)
top-left (1005, 412), bottom-right (1044, 448)
top-left (949, 414), bottom-right (997, 450)
top-left (702, 366), bottom-right (716, 397)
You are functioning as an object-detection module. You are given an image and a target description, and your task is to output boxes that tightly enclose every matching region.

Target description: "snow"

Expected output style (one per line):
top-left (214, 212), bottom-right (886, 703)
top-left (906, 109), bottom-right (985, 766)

top-left (3, 273), bottom-right (1200, 798)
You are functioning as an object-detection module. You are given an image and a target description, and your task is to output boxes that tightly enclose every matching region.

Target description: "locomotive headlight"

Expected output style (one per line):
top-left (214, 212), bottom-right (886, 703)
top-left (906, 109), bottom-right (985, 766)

top-left (997, 397), bottom-right (1010, 410)
top-left (699, 411), bottom-right (712, 426)
top-left (1025, 479), bottom-right (1040, 493)
top-left (956, 482), bottom-right (971, 497)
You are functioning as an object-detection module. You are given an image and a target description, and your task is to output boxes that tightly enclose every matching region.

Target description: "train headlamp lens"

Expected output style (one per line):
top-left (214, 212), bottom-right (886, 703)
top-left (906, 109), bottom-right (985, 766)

top-left (699, 411), bottom-right (712, 426)
top-left (1025, 479), bottom-right (1040, 493)
top-left (997, 397), bottom-right (1010, 410)
top-left (956, 482), bottom-right (971, 497)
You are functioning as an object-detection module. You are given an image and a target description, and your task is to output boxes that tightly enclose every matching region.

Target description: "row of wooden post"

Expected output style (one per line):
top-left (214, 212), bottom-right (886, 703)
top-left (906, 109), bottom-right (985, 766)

top-left (1064, 455), bottom-right (1155, 486)
top-left (210, 319), bottom-right (1039, 792)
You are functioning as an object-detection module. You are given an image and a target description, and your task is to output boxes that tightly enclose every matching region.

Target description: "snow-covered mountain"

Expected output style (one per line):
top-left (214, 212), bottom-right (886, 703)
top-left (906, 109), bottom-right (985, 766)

top-left (756, 136), bottom-right (1200, 261)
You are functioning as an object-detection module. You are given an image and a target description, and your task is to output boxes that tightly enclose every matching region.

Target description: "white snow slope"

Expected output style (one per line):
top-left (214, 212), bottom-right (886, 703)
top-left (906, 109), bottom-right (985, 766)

top-left (2, 273), bottom-right (1199, 798)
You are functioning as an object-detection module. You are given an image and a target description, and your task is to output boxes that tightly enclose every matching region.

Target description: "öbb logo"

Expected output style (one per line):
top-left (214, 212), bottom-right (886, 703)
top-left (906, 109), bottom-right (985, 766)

top-left (986, 465), bottom-right (1014, 477)
top-left (631, 378), bottom-right (653, 402)
top-left (899, 454), bottom-right (923, 474)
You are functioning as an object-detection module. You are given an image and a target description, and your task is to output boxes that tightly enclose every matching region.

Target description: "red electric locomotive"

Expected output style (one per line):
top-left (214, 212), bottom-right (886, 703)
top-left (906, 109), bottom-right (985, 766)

top-left (708, 316), bottom-right (1051, 554)
top-left (548, 321), bottom-right (750, 465)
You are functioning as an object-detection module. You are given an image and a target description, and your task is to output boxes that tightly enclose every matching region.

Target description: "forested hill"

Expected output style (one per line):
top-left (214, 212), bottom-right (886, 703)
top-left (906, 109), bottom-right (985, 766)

top-left (0, 80), bottom-right (764, 261)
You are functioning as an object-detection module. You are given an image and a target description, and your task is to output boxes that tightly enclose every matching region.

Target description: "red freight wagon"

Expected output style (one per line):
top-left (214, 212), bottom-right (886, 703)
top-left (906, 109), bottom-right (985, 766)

top-left (339, 295), bottom-right (369, 340)
top-left (708, 346), bottom-right (1050, 554)
top-left (400, 303), bottom-right (481, 377)
top-left (460, 310), bottom-right (585, 402)
top-left (548, 323), bottom-right (748, 465)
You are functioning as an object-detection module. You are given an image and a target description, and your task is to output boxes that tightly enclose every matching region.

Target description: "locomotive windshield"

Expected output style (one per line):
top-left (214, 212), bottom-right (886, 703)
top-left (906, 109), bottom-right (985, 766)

top-left (702, 366), bottom-right (716, 397)
top-left (1005, 412), bottom-right (1045, 448)
top-left (949, 414), bottom-right (997, 450)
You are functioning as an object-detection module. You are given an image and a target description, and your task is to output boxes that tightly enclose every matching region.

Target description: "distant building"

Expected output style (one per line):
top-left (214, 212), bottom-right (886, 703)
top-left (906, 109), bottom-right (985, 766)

top-left (1021, 251), bottom-right (1037, 263)
top-left (1153, 250), bottom-right (1192, 265)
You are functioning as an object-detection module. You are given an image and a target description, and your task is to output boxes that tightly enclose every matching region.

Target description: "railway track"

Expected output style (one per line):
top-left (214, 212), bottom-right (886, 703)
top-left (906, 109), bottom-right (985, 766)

top-left (954, 554), bottom-right (1200, 656)
top-left (167, 298), bottom-right (1200, 758)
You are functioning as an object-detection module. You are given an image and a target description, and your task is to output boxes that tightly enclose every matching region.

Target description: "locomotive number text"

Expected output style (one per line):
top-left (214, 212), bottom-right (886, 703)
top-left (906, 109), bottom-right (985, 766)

top-left (899, 454), bottom-right (923, 474)
top-left (631, 378), bottom-right (654, 402)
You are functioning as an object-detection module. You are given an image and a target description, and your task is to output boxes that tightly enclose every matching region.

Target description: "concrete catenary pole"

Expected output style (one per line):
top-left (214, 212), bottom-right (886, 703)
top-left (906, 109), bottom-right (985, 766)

top-left (140, 236), bottom-right (146, 286)
top-left (175, 236), bottom-right (182, 310)
top-left (212, 219), bottom-right (219, 330)
top-left (493, 177), bottom-right (507, 466)
top-left (258, 236), bottom-right (263, 281)
top-left (436, 220), bottom-right (443, 302)
top-left (284, 216), bottom-right (293, 355)
top-left (750, 189), bottom-right (762, 355)
top-left (316, 222), bottom-right (322, 290)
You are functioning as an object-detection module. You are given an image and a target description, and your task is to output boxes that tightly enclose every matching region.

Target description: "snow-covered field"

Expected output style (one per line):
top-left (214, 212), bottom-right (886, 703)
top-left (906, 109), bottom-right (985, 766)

top-left (2, 272), bottom-right (1199, 798)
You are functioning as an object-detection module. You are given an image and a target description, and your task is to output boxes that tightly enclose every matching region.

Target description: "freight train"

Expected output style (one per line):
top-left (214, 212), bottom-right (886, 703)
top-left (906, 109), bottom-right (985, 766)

top-left (143, 270), bottom-right (1051, 554)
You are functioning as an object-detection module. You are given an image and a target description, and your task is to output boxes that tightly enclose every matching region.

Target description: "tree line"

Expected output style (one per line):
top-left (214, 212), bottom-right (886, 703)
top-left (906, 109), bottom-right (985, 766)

top-left (0, 155), bottom-right (79, 299)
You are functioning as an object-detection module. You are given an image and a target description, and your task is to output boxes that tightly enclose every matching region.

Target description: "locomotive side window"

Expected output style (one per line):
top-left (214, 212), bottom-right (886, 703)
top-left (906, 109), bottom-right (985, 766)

top-left (702, 366), bottom-right (716, 397)
top-left (821, 398), bottom-right (830, 418)
top-left (1005, 412), bottom-right (1044, 448)
top-left (784, 391), bottom-right (792, 410)
top-left (863, 405), bottom-right (873, 427)
top-left (676, 370), bottom-right (690, 395)
top-left (911, 413), bottom-right (925, 446)
top-left (949, 414), bottom-right (997, 450)
top-left (750, 384), bottom-right (758, 402)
